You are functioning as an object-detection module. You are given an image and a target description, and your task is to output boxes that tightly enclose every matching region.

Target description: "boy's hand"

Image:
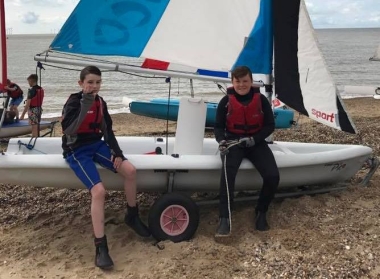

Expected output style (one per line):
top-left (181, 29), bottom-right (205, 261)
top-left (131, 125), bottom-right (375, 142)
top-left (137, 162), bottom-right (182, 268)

top-left (82, 85), bottom-right (95, 95)
top-left (112, 156), bottom-right (123, 169)
top-left (218, 140), bottom-right (228, 155)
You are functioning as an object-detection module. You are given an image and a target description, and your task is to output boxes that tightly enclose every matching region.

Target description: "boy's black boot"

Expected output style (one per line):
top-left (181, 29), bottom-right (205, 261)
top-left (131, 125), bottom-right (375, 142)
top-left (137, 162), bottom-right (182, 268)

top-left (255, 209), bottom-right (269, 231)
top-left (215, 217), bottom-right (231, 237)
top-left (94, 235), bottom-right (114, 269)
top-left (124, 204), bottom-right (151, 237)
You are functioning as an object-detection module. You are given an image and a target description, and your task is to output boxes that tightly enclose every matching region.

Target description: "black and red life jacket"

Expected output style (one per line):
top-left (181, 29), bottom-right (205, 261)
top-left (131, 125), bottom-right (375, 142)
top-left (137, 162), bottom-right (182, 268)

top-left (30, 87), bottom-right (44, 107)
top-left (77, 98), bottom-right (103, 134)
top-left (226, 93), bottom-right (264, 135)
top-left (7, 83), bottom-right (23, 99)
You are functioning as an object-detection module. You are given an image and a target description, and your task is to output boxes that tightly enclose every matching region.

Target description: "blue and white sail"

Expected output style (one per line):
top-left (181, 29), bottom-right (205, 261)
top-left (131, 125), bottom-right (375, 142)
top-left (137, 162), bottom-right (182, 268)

top-left (35, 0), bottom-right (357, 133)
top-left (44, 0), bottom-right (272, 83)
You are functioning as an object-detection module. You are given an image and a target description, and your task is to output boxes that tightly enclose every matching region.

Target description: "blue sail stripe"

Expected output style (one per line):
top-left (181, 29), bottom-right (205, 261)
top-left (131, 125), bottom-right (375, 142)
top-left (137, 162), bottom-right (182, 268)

top-left (51, 0), bottom-right (170, 56)
top-left (196, 69), bottom-right (229, 78)
top-left (233, 0), bottom-right (273, 74)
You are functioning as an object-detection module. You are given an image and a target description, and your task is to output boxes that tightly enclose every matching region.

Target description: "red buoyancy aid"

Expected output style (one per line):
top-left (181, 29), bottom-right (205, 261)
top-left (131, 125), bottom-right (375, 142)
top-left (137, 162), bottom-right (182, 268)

top-left (77, 98), bottom-right (103, 134)
top-left (30, 87), bottom-right (44, 107)
top-left (226, 93), bottom-right (264, 135)
top-left (8, 83), bottom-right (23, 99)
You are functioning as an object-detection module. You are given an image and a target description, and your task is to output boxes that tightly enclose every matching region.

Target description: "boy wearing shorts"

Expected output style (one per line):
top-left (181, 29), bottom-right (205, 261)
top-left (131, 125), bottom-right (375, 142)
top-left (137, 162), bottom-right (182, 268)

top-left (61, 66), bottom-right (150, 269)
top-left (20, 74), bottom-right (44, 137)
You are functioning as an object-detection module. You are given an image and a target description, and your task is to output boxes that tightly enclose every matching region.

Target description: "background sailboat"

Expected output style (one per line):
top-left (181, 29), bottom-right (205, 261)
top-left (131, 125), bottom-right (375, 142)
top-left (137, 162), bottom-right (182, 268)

top-left (369, 44), bottom-right (380, 61)
top-left (342, 43), bottom-right (380, 99)
top-left (0, 0), bottom-right (56, 139)
top-left (1, 0), bottom-right (376, 242)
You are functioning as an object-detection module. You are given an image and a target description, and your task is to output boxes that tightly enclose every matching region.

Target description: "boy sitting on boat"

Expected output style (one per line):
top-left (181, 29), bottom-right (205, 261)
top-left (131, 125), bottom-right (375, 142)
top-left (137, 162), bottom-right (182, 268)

top-left (214, 66), bottom-right (280, 237)
top-left (61, 66), bottom-right (150, 270)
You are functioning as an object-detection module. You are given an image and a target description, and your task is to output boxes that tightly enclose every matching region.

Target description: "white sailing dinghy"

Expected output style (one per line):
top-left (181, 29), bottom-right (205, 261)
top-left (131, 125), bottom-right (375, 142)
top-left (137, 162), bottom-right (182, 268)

top-left (1, 0), bottom-right (377, 241)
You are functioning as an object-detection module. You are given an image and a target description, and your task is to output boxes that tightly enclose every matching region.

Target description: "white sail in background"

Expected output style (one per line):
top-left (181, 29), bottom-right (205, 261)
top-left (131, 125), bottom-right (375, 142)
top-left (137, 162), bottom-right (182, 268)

top-left (297, 1), bottom-right (354, 131)
top-left (369, 44), bottom-right (380, 61)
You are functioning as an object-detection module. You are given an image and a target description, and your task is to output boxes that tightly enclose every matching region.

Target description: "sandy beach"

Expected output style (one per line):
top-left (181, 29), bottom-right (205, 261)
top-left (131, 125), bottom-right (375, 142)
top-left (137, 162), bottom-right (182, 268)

top-left (1, 97), bottom-right (380, 278)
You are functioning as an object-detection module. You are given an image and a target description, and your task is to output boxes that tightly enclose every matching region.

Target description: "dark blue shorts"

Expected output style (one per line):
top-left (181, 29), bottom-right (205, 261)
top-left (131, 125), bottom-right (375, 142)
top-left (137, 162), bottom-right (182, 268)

top-left (65, 140), bottom-right (122, 190)
top-left (10, 96), bottom-right (23, 106)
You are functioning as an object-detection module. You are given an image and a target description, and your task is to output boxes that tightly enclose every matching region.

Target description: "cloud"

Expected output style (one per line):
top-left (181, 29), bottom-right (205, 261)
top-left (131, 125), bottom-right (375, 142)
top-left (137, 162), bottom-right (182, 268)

top-left (305, 0), bottom-right (380, 28)
top-left (21, 12), bottom-right (39, 24)
top-left (18, 0), bottom-right (67, 7)
top-left (5, 0), bottom-right (380, 34)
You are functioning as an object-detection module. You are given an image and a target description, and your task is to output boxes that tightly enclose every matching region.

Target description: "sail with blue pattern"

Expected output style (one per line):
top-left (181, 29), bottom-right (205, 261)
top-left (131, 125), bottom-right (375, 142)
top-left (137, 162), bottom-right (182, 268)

top-left (50, 0), bottom-right (273, 77)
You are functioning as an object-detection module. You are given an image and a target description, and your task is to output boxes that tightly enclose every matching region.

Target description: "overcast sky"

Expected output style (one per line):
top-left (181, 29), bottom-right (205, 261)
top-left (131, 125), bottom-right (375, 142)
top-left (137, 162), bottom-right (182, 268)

top-left (4, 0), bottom-right (380, 34)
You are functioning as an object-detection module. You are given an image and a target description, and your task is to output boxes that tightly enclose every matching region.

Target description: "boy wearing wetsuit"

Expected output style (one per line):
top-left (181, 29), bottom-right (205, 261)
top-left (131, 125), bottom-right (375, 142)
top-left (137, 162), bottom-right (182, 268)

top-left (214, 66), bottom-right (280, 237)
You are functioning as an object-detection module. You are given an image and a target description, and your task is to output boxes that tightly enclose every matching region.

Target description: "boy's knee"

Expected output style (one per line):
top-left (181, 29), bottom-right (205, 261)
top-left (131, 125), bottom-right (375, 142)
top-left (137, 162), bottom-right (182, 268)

top-left (91, 184), bottom-right (106, 199)
top-left (121, 161), bottom-right (136, 178)
top-left (263, 174), bottom-right (280, 188)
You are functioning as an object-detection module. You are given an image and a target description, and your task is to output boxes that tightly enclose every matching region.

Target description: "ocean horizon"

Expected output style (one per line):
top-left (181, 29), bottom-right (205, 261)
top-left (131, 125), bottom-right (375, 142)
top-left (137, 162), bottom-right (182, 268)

top-left (4, 28), bottom-right (380, 118)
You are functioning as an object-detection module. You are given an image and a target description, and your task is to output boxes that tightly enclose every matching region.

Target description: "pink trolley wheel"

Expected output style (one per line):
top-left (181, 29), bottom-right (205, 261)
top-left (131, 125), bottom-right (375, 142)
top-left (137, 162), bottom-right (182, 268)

top-left (148, 192), bottom-right (199, 242)
top-left (160, 205), bottom-right (190, 236)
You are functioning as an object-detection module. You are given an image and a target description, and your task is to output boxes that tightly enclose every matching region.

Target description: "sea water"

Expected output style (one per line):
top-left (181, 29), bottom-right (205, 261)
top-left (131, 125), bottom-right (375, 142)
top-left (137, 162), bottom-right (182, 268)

top-left (5, 28), bottom-right (380, 118)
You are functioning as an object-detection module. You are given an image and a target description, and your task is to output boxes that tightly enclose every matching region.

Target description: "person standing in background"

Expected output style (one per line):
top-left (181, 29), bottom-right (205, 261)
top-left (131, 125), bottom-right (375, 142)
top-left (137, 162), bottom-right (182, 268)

top-left (20, 74), bottom-right (44, 137)
top-left (4, 78), bottom-right (23, 122)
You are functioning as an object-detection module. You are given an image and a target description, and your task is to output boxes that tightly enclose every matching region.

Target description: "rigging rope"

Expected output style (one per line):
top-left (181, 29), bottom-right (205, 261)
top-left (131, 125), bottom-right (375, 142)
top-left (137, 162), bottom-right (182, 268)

top-left (17, 139), bottom-right (46, 154)
top-left (217, 139), bottom-right (249, 236)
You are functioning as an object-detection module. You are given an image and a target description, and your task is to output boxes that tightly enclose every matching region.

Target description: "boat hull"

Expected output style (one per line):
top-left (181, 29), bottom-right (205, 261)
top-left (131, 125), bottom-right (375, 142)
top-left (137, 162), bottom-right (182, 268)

top-left (0, 120), bottom-right (54, 138)
top-left (129, 98), bottom-right (295, 129)
top-left (0, 137), bottom-right (371, 192)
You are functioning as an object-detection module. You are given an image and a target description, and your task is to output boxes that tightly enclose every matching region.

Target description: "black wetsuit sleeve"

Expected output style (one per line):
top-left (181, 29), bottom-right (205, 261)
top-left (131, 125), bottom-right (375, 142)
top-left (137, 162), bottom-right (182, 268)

top-left (214, 95), bottom-right (229, 143)
top-left (101, 99), bottom-right (123, 157)
top-left (62, 93), bottom-right (94, 135)
top-left (252, 94), bottom-right (275, 144)
top-left (61, 95), bottom-right (81, 132)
